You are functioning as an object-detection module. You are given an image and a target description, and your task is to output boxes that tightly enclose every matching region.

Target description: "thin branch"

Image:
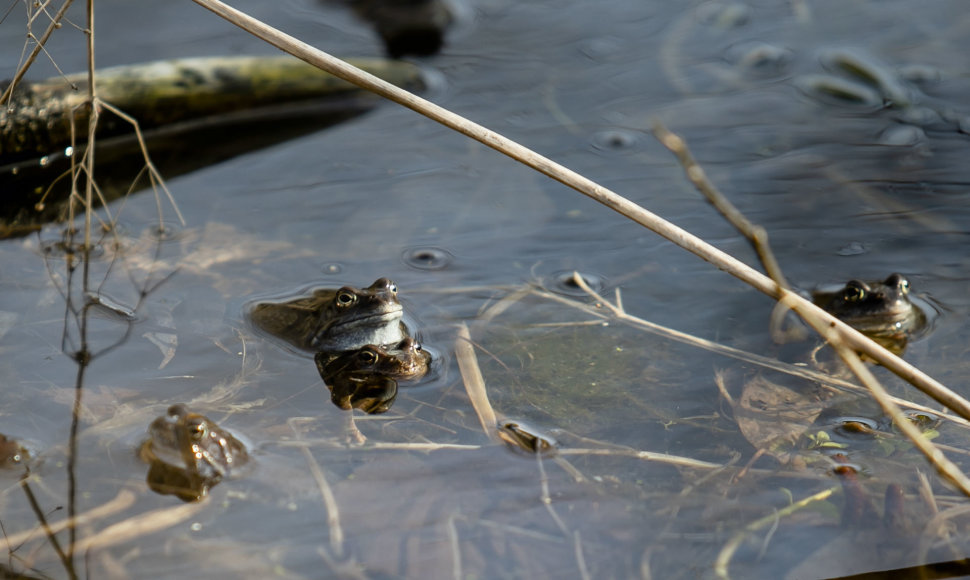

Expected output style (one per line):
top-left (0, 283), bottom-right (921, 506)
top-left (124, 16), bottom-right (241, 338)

top-left (0, 0), bottom-right (76, 108)
top-left (652, 123), bottom-right (789, 288)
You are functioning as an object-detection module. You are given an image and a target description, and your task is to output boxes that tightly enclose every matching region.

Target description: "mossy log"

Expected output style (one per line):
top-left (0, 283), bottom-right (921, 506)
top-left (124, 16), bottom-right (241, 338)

top-left (0, 55), bottom-right (424, 163)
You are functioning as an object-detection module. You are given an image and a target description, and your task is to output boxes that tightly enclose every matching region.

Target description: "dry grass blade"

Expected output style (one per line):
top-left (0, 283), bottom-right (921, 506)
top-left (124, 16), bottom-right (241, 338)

top-left (455, 322), bottom-right (499, 442)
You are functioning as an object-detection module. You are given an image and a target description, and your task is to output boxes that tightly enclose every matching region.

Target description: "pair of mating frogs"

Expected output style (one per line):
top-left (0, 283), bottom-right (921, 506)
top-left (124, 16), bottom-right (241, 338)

top-left (248, 277), bottom-right (432, 413)
top-left (140, 278), bottom-right (430, 500)
top-left (139, 273), bottom-right (927, 501)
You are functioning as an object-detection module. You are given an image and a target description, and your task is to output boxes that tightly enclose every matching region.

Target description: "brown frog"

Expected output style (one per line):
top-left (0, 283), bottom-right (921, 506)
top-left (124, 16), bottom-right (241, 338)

top-left (811, 273), bottom-right (928, 353)
top-left (249, 277), bottom-right (407, 352)
top-left (315, 337), bottom-right (431, 383)
top-left (0, 434), bottom-right (29, 468)
top-left (140, 404), bottom-right (249, 502)
top-left (316, 338), bottom-right (432, 414)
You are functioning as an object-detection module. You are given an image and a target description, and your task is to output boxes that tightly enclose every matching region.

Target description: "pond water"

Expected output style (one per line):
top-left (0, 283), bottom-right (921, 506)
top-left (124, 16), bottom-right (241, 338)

top-left (2, 0), bottom-right (970, 578)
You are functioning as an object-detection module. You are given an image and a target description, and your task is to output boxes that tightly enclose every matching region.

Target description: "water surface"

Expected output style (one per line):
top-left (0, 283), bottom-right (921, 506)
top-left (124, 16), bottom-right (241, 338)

top-left (2, 0), bottom-right (970, 578)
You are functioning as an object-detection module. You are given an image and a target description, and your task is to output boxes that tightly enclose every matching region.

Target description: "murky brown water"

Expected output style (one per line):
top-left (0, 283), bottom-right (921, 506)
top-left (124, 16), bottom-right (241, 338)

top-left (2, 0), bottom-right (970, 578)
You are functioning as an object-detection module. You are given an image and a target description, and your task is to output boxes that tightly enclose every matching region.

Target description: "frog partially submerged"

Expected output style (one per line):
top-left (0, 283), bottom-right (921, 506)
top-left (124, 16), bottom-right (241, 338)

top-left (249, 277), bottom-right (407, 352)
top-left (139, 404), bottom-right (249, 502)
top-left (811, 273), bottom-right (930, 353)
top-left (316, 337), bottom-right (431, 383)
top-left (316, 338), bottom-right (432, 414)
top-left (0, 434), bottom-right (29, 468)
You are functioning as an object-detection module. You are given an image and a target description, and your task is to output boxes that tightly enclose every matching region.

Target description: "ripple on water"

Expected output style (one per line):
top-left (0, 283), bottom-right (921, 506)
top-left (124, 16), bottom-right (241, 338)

top-left (401, 246), bottom-right (454, 270)
top-left (546, 270), bottom-right (607, 297)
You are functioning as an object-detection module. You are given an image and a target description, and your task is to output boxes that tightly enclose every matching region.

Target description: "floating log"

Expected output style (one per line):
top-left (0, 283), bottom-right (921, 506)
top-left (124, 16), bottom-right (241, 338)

top-left (1, 55), bottom-right (425, 163)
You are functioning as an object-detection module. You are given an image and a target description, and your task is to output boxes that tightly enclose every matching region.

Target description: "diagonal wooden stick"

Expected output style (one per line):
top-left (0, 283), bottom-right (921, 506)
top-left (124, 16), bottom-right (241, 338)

top-left (188, 0), bottom-right (970, 423)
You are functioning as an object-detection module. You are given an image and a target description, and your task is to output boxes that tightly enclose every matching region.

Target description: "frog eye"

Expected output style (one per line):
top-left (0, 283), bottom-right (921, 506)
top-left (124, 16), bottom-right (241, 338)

top-left (843, 281), bottom-right (867, 302)
top-left (186, 417), bottom-right (208, 441)
top-left (358, 350), bottom-right (379, 364)
top-left (886, 273), bottom-right (910, 293)
top-left (388, 283), bottom-right (398, 295)
top-left (335, 290), bottom-right (357, 308)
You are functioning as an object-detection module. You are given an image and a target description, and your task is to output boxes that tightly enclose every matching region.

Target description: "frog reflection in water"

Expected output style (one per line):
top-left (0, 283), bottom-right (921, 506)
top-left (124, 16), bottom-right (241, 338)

top-left (316, 337), bottom-right (431, 413)
top-left (249, 278), bottom-right (407, 352)
top-left (811, 273), bottom-right (928, 354)
top-left (140, 404), bottom-right (249, 502)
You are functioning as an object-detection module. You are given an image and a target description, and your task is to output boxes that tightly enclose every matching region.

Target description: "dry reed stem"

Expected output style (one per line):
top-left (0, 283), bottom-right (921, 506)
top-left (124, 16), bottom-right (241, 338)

top-left (189, 0), bottom-right (970, 426)
top-left (557, 448), bottom-right (722, 470)
top-left (273, 440), bottom-right (481, 452)
top-left (651, 122), bottom-right (789, 288)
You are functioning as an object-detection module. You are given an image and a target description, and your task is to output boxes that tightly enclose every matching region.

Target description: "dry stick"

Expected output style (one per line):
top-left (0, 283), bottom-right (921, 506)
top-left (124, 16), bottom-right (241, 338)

top-left (187, 0), bottom-right (970, 424)
top-left (651, 123), bottom-right (789, 289)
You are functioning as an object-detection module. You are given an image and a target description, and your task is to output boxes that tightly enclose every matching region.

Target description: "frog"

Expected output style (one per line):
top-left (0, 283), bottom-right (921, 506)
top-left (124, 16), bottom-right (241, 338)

top-left (811, 273), bottom-right (928, 354)
top-left (139, 404), bottom-right (249, 502)
top-left (315, 338), bottom-right (432, 414)
top-left (0, 434), bottom-right (29, 468)
top-left (315, 337), bottom-right (431, 383)
top-left (248, 277), bottom-right (407, 352)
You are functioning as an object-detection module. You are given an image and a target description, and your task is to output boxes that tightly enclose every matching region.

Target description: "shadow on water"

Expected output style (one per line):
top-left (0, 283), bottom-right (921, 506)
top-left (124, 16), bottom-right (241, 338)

top-left (0, 94), bottom-right (383, 238)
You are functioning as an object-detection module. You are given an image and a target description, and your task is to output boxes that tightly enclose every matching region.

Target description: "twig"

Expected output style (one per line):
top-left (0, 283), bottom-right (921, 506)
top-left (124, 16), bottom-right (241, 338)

top-left (652, 123), bottom-right (789, 288)
top-left (0, 0), bottom-right (76, 108)
top-left (187, 0), bottom-right (970, 426)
